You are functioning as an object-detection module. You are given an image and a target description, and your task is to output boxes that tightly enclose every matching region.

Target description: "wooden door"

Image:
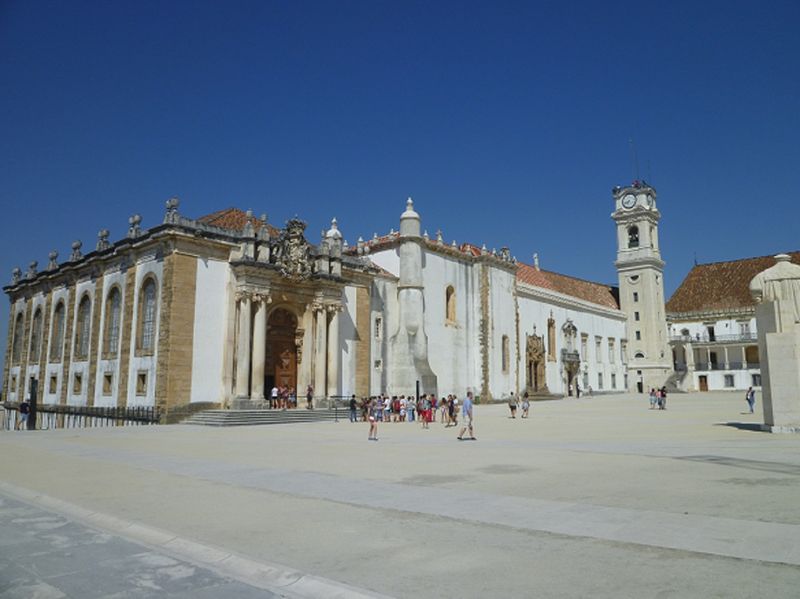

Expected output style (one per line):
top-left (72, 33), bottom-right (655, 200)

top-left (699, 375), bottom-right (708, 391)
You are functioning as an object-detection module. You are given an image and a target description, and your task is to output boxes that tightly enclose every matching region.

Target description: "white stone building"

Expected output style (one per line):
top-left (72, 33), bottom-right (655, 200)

top-left (4, 187), bottom-right (665, 420)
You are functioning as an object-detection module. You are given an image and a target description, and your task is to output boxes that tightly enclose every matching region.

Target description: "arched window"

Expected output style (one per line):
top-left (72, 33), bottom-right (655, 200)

top-left (501, 335), bottom-right (510, 372)
top-left (445, 285), bottom-right (456, 322)
top-left (74, 294), bottom-right (92, 360)
top-left (137, 277), bottom-right (158, 353)
top-left (104, 287), bottom-right (122, 356)
top-left (50, 301), bottom-right (66, 361)
top-left (30, 308), bottom-right (43, 362)
top-left (628, 226), bottom-right (639, 248)
top-left (11, 312), bottom-right (24, 364)
top-left (634, 351), bottom-right (645, 359)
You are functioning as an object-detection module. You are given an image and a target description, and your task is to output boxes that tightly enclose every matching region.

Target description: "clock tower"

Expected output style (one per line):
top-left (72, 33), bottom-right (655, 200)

top-left (612, 183), bottom-right (672, 392)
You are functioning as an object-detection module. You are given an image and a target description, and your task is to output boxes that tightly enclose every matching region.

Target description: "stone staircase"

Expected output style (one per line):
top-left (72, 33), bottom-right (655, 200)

top-left (181, 408), bottom-right (346, 427)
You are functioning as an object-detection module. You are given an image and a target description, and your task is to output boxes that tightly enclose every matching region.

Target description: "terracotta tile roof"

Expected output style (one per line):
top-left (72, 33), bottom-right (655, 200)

top-left (517, 263), bottom-right (620, 309)
top-left (197, 207), bottom-right (280, 236)
top-left (666, 251), bottom-right (800, 314)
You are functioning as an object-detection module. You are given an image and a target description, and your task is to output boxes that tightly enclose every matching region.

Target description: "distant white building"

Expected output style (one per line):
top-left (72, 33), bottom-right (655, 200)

top-left (4, 185), bottom-right (670, 420)
top-left (666, 252), bottom-right (800, 392)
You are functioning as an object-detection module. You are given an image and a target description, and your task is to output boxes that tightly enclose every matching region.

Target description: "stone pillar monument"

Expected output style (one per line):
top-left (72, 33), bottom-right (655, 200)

top-left (749, 254), bottom-right (800, 433)
top-left (388, 199), bottom-right (438, 396)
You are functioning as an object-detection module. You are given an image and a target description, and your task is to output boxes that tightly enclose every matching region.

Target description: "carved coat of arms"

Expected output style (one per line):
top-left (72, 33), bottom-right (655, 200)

top-left (272, 218), bottom-right (312, 280)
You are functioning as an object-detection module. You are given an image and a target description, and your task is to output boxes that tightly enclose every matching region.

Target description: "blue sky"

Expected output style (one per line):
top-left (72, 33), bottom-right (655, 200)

top-left (2, 1), bottom-right (799, 374)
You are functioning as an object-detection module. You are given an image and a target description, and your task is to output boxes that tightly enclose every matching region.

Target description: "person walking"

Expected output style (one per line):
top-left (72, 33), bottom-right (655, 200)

top-left (368, 397), bottom-right (379, 441)
top-left (521, 392), bottom-right (530, 418)
top-left (745, 387), bottom-right (756, 414)
top-left (349, 394), bottom-right (358, 422)
top-left (457, 391), bottom-right (476, 440)
top-left (508, 392), bottom-right (517, 418)
top-left (306, 384), bottom-right (314, 410)
top-left (659, 386), bottom-right (668, 410)
top-left (17, 398), bottom-right (30, 430)
top-left (649, 388), bottom-right (657, 409)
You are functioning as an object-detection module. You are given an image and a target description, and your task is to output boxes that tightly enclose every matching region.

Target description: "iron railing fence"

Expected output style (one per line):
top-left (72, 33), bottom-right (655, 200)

top-left (2, 403), bottom-right (160, 431)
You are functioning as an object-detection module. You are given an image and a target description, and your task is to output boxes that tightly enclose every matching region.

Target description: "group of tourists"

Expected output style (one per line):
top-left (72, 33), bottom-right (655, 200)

top-left (648, 387), bottom-right (668, 410)
top-left (353, 391), bottom-right (475, 441)
top-left (349, 393), bottom-right (463, 427)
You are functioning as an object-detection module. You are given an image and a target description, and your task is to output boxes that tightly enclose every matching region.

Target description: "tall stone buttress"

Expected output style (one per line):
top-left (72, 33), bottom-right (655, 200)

top-left (388, 199), bottom-right (438, 396)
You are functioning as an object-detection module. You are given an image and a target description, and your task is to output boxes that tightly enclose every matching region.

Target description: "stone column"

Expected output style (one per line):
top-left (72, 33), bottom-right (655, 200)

top-left (235, 292), bottom-right (252, 398)
top-left (742, 346), bottom-right (747, 369)
top-left (723, 346), bottom-right (729, 370)
top-left (326, 305), bottom-right (341, 398)
top-left (313, 303), bottom-right (327, 400)
top-left (251, 295), bottom-right (268, 400)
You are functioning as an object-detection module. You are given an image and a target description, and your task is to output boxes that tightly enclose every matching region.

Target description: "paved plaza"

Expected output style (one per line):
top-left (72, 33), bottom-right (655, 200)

top-left (1, 391), bottom-right (799, 598)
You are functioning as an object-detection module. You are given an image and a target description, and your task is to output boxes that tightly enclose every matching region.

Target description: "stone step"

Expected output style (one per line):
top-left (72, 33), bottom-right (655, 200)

top-left (181, 409), bottom-right (346, 427)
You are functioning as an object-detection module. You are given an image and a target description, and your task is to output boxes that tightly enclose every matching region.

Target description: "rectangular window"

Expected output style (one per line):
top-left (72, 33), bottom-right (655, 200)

top-left (595, 336), bottom-right (602, 363)
top-left (583, 373), bottom-right (589, 389)
top-left (706, 325), bottom-right (716, 342)
top-left (621, 341), bottom-right (628, 364)
top-left (608, 339), bottom-right (615, 364)
top-left (635, 331), bottom-right (641, 341)
top-left (633, 292), bottom-right (639, 302)
top-left (374, 317), bottom-right (382, 339)
top-left (374, 359), bottom-right (382, 370)
top-left (103, 373), bottom-right (114, 395)
top-left (634, 311), bottom-right (640, 321)
top-left (10, 375), bottom-right (17, 393)
top-left (136, 371), bottom-right (148, 396)
top-left (73, 372), bottom-right (82, 394)
top-left (624, 374), bottom-right (629, 389)
top-left (752, 374), bottom-right (761, 386)
top-left (739, 321), bottom-right (750, 336)
top-left (580, 334), bottom-right (588, 360)
top-left (611, 373), bottom-right (617, 389)
top-left (49, 375), bottom-right (57, 394)
top-left (597, 373), bottom-right (604, 390)
top-left (724, 374), bottom-right (734, 388)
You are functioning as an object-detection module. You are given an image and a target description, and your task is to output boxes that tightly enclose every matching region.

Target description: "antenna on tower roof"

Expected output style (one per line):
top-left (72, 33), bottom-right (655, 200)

top-left (693, 252), bottom-right (698, 266)
top-left (628, 138), bottom-right (640, 182)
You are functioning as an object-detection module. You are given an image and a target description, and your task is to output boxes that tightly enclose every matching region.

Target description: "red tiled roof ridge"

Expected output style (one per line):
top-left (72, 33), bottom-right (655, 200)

top-left (666, 250), bottom-right (800, 314)
top-left (692, 250), bottom-right (800, 268)
top-left (516, 262), bottom-right (620, 310)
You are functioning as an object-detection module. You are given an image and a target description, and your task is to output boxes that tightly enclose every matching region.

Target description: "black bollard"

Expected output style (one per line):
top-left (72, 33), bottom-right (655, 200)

top-left (28, 378), bottom-right (38, 431)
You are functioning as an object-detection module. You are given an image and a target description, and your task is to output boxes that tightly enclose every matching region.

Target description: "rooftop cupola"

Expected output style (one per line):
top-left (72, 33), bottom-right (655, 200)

top-left (400, 197), bottom-right (420, 237)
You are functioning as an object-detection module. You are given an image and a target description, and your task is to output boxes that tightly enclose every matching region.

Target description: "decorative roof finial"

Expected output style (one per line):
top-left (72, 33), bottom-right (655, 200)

top-left (164, 197), bottom-right (180, 224)
top-left (26, 261), bottom-right (38, 279)
top-left (70, 240), bottom-right (83, 261)
top-left (96, 229), bottom-right (111, 252)
top-left (11, 267), bottom-right (21, 285)
top-left (533, 252), bottom-right (540, 270)
top-left (47, 250), bottom-right (59, 270)
top-left (127, 214), bottom-right (142, 238)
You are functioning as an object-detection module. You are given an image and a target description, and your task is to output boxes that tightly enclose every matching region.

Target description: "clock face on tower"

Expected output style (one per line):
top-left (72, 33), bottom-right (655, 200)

top-left (621, 194), bottom-right (636, 209)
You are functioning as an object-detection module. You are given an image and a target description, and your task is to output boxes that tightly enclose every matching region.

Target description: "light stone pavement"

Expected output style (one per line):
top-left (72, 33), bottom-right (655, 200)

top-left (1, 391), bottom-right (799, 598)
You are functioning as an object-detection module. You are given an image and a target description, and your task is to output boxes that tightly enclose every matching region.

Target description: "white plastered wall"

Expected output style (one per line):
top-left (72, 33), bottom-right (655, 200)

top-left (190, 257), bottom-right (227, 403)
top-left (66, 278), bottom-right (97, 406)
top-left (23, 292), bottom-right (47, 402)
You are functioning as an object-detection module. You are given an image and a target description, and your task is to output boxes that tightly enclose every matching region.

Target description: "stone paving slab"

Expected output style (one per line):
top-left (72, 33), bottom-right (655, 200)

top-left (0, 494), bottom-right (279, 599)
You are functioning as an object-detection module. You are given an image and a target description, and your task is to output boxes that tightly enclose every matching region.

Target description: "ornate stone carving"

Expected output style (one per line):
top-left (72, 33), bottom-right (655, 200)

top-left (271, 218), bottom-right (312, 280)
top-left (47, 251), bottom-right (59, 270)
top-left (11, 267), bottom-right (21, 285)
top-left (26, 261), bottom-right (38, 279)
